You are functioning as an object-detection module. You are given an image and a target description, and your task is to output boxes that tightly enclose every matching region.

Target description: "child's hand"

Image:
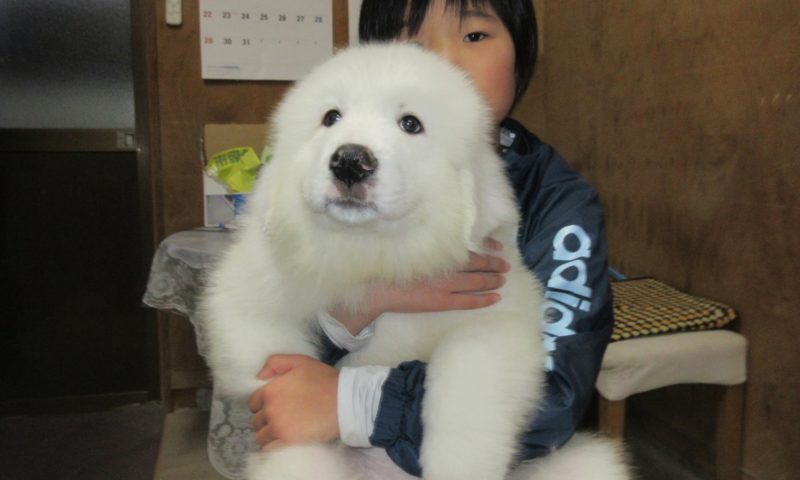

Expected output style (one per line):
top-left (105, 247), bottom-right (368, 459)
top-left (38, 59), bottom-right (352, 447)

top-left (248, 354), bottom-right (340, 452)
top-left (333, 238), bottom-right (509, 335)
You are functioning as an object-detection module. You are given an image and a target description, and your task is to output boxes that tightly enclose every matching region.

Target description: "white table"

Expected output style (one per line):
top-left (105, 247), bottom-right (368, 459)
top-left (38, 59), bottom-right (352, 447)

top-left (143, 229), bottom-right (252, 479)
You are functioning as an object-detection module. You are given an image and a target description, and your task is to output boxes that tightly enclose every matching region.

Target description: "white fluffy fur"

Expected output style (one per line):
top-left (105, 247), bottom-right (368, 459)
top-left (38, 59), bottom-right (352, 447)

top-left (203, 44), bottom-right (630, 480)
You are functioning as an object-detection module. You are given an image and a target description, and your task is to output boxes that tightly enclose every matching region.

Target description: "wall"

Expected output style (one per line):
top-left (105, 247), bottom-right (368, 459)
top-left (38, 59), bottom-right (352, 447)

top-left (514, 1), bottom-right (799, 478)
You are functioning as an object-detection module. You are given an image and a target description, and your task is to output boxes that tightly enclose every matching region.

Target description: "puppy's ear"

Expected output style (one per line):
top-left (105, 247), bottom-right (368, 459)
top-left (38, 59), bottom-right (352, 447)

top-left (463, 149), bottom-right (520, 253)
top-left (459, 167), bottom-right (481, 252)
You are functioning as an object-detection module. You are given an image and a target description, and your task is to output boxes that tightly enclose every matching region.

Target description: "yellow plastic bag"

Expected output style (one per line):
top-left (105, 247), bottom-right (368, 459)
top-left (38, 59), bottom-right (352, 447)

top-left (204, 146), bottom-right (266, 193)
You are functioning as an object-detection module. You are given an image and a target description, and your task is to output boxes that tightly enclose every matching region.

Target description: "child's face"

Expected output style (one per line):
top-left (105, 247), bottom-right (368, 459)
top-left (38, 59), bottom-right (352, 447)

top-left (402, 0), bottom-right (516, 122)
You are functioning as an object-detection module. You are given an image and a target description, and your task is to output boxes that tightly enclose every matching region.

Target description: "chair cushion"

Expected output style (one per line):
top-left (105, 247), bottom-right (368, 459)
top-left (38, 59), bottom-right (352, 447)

top-left (597, 330), bottom-right (747, 401)
top-left (611, 278), bottom-right (737, 342)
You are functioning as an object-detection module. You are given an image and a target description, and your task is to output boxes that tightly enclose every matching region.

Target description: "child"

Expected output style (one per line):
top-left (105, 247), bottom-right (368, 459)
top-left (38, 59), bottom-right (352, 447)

top-left (248, 0), bottom-right (614, 476)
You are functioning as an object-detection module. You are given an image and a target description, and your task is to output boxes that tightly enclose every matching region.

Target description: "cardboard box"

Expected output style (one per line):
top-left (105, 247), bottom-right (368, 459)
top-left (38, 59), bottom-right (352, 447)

top-left (202, 124), bottom-right (267, 228)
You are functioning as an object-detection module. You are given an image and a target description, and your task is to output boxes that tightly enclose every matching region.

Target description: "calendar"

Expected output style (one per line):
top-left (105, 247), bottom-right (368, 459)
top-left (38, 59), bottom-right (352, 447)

top-left (199, 0), bottom-right (333, 81)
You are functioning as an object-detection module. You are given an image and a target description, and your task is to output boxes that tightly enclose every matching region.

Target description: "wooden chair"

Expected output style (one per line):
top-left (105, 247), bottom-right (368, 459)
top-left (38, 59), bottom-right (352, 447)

top-left (596, 279), bottom-right (747, 480)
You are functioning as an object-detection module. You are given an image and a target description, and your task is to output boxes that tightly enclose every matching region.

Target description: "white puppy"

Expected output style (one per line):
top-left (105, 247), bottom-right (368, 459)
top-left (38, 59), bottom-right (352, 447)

top-left (203, 43), bottom-right (629, 480)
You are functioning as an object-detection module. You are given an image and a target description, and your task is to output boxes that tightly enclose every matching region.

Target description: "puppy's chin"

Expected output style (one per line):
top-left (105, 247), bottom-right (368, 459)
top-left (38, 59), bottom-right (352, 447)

top-left (324, 199), bottom-right (379, 225)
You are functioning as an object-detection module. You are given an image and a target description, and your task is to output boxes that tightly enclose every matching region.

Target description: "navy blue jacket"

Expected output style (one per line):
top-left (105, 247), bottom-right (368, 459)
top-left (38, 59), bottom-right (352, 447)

top-left (319, 119), bottom-right (613, 476)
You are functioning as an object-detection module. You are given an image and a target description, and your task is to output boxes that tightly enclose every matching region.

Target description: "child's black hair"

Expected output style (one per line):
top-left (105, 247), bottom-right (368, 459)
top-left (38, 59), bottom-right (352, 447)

top-left (358, 0), bottom-right (538, 107)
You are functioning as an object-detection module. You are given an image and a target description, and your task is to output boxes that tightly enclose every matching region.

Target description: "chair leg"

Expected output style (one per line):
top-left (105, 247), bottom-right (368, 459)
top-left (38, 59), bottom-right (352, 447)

top-left (598, 396), bottom-right (626, 439)
top-left (715, 384), bottom-right (745, 480)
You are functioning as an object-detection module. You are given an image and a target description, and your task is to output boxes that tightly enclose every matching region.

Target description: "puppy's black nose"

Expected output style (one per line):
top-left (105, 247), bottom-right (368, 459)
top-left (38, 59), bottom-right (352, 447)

top-left (329, 144), bottom-right (378, 187)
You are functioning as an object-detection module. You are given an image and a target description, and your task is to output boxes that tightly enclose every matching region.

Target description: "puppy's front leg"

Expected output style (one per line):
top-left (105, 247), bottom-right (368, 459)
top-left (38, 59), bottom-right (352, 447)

top-left (247, 444), bottom-right (357, 480)
top-left (420, 317), bottom-right (544, 480)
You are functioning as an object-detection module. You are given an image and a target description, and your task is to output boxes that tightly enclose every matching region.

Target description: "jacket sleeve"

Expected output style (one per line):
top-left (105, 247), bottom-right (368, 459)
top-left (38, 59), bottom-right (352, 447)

top-left (368, 157), bottom-right (613, 476)
top-left (316, 328), bottom-right (350, 365)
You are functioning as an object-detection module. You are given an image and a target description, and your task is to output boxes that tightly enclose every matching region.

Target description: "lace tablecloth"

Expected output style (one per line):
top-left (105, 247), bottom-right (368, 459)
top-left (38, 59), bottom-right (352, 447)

top-left (142, 229), bottom-right (256, 479)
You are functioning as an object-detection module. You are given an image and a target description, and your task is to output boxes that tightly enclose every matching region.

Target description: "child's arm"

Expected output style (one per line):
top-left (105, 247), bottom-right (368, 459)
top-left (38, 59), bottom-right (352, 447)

top-left (326, 245), bottom-right (510, 337)
top-left (312, 248), bottom-right (508, 366)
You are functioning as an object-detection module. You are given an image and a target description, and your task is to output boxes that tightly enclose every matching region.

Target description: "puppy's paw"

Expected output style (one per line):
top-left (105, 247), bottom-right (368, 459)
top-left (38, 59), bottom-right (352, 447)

top-left (246, 444), bottom-right (358, 480)
top-left (508, 433), bottom-right (632, 480)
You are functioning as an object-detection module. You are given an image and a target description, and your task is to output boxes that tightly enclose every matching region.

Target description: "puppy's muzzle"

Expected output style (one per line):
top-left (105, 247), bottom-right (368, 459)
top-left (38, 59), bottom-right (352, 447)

top-left (329, 144), bottom-right (378, 188)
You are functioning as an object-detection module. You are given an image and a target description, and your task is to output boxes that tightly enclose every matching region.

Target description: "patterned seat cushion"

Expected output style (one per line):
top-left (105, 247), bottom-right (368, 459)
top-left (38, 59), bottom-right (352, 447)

top-left (611, 278), bottom-right (737, 342)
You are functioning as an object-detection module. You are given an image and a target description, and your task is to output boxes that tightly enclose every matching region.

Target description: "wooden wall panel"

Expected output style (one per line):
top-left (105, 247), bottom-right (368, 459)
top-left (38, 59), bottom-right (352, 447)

top-left (146, 0), bottom-right (350, 408)
top-left (152, 0), bottom-right (349, 237)
top-left (516, 1), bottom-right (800, 478)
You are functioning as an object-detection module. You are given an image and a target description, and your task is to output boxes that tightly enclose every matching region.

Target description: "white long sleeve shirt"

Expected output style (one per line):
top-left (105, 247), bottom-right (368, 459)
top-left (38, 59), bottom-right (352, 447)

top-left (317, 311), bottom-right (389, 447)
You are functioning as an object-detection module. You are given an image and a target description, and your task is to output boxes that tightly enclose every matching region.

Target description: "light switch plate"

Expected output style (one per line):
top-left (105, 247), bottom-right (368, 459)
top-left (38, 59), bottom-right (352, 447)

top-left (166, 0), bottom-right (182, 26)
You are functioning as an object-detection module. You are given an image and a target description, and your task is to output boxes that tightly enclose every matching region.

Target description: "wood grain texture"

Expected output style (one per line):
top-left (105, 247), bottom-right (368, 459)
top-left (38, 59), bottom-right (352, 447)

top-left (151, 0), bottom-right (349, 236)
top-left (516, 1), bottom-right (800, 478)
top-left (144, 0), bottom-right (350, 407)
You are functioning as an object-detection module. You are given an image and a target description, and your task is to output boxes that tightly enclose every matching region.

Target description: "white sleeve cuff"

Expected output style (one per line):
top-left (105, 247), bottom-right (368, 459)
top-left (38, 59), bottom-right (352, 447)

top-left (337, 365), bottom-right (391, 448)
top-left (317, 310), bottom-right (374, 352)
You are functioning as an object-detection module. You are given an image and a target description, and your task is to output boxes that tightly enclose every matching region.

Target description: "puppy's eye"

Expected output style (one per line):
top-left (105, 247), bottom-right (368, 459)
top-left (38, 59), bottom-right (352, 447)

top-left (399, 115), bottom-right (424, 134)
top-left (322, 109), bottom-right (342, 127)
